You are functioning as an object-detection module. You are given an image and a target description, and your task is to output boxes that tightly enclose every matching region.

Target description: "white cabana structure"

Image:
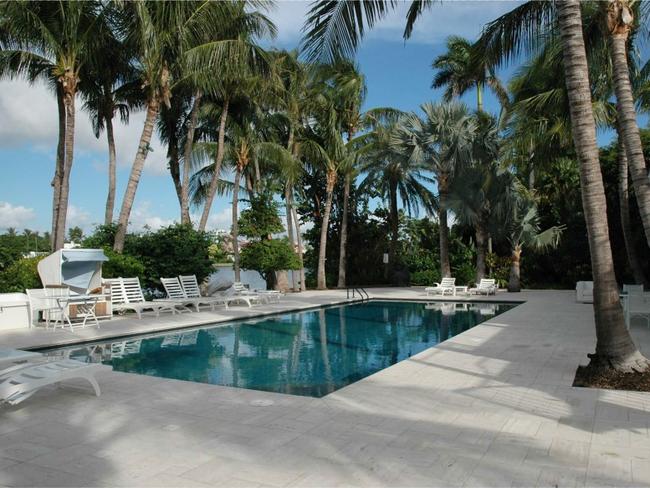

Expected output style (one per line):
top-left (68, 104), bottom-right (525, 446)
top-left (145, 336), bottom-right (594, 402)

top-left (37, 249), bottom-right (108, 294)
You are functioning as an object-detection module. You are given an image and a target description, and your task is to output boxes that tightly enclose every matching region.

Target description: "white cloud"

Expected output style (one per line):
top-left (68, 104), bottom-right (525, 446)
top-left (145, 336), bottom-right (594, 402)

top-left (66, 204), bottom-right (92, 231)
top-left (0, 79), bottom-right (168, 176)
top-left (0, 201), bottom-right (36, 230)
top-left (199, 206), bottom-right (234, 232)
top-left (128, 201), bottom-right (176, 231)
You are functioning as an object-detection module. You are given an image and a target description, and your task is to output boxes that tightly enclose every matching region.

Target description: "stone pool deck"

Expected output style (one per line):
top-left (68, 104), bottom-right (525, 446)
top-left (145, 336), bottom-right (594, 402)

top-left (0, 288), bottom-right (649, 487)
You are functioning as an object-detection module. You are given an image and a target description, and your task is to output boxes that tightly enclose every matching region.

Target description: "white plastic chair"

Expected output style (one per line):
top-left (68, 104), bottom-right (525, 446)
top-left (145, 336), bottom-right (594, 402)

top-left (425, 277), bottom-right (456, 296)
top-left (469, 279), bottom-right (498, 296)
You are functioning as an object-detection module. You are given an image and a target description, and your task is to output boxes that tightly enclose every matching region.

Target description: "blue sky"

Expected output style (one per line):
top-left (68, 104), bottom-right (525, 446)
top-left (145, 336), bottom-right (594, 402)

top-left (0, 1), bottom-right (642, 235)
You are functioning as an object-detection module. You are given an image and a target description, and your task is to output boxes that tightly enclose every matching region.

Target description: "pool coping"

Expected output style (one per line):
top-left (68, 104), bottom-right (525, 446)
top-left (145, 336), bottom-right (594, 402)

top-left (30, 296), bottom-right (525, 352)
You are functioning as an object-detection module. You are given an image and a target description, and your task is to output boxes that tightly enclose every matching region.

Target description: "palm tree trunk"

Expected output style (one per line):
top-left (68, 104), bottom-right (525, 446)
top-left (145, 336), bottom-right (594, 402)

top-left (285, 185), bottom-right (299, 291)
top-left (507, 245), bottom-right (522, 292)
top-left (608, 14), bottom-right (650, 249)
top-left (476, 81), bottom-right (484, 112)
top-left (232, 166), bottom-right (242, 282)
top-left (55, 84), bottom-right (77, 251)
top-left (558, 0), bottom-right (647, 372)
top-left (199, 98), bottom-right (229, 231)
top-left (104, 114), bottom-right (117, 225)
top-left (51, 84), bottom-right (66, 250)
top-left (114, 98), bottom-right (160, 252)
top-left (317, 171), bottom-right (337, 290)
top-left (181, 90), bottom-right (202, 225)
top-left (168, 134), bottom-right (183, 210)
top-left (292, 205), bottom-right (306, 291)
top-left (438, 177), bottom-right (451, 278)
top-left (475, 223), bottom-right (488, 282)
top-left (617, 138), bottom-right (647, 285)
top-left (337, 173), bottom-right (351, 288)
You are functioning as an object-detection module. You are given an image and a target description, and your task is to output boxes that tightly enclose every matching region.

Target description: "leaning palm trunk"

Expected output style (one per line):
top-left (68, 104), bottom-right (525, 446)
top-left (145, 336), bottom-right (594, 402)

top-left (317, 170), bottom-right (337, 290)
top-left (617, 140), bottom-right (647, 285)
top-left (55, 81), bottom-right (77, 251)
top-left (558, 0), bottom-right (648, 372)
top-left (114, 99), bottom-right (160, 252)
top-left (508, 245), bottom-right (522, 292)
top-left (292, 205), bottom-right (306, 291)
top-left (285, 186), bottom-right (299, 291)
top-left (438, 177), bottom-right (451, 278)
top-left (607, 2), bottom-right (650, 249)
top-left (51, 85), bottom-right (66, 250)
top-left (181, 90), bottom-right (202, 225)
top-left (104, 114), bottom-right (117, 225)
top-left (232, 166), bottom-right (242, 282)
top-left (475, 223), bottom-right (488, 282)
top-left (337, 173), bottom-right (351, 288)
top-left (199, 98), bottom-right (229, 231)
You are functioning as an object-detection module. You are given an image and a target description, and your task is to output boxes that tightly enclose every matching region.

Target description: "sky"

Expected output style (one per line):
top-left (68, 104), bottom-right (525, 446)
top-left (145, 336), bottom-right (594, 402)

top-left (0, 1), bottom-right (639, 235)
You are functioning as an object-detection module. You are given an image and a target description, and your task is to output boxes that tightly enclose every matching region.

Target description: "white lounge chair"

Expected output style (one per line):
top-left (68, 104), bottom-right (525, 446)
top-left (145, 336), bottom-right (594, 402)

top-left (625, 292), bottom-right (650, 329)
top-left (179, 275), bottom-right (258, 308)
top-left (106, 277), bottom-right (182, 319)
top-left (425, 277), bottom-right (456, 296)
top-left (233, 281), bottom-right (282, 303)
top-left (623, 284), bottom-right (644, 294)
top-left (0, 359), bottom-right (108, 406)
top-left (469, 279), bottom-right (498, 296)
top-left (160, 277), bottom-right (227, 312)
top-left (576, 281), bottom-right (593, 303)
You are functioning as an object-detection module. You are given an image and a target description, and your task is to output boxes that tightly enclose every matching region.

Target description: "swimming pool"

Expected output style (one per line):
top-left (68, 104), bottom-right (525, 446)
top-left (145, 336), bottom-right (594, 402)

top-left (44, 300), bottom-right (515, 397)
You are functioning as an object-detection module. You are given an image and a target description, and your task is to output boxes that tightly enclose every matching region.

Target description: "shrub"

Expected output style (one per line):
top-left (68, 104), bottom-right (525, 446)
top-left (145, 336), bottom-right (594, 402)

top-left (0, 256), bottom-right (44, 292)
top-left (101, 249), bottom-right (146, 281)
top-left (410, 269), bottom-right (440, 286)
top-left (240, 239), bottom-right (301, 286)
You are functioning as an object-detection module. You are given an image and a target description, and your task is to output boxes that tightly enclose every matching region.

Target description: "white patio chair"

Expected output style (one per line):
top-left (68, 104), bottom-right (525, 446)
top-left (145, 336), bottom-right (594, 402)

top-left (469, 279), bottom-right (498, 296)
top-left (161, 277), bottom-right (228, 311)
top-left (105, 277), bottom-right (181, 319)
top-left (576, 281), bottom-right (593, 303)
top-left (0, 359), bottom-right (109, 406)
top-left (425, 277), bottom-right (456, 296)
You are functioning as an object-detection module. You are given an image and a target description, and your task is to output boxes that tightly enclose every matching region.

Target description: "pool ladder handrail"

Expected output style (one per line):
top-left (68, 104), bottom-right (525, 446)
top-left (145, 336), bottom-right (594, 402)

top-left (347, 286), bottom-right (370, 301)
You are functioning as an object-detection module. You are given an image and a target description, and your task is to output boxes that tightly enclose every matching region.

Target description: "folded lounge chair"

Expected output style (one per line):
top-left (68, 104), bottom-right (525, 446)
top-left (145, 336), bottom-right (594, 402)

top-left (425, 277), bottom-right (456, 296)
top-left (233, 282), bottom-right (282, 303)
top-left (469, 278), bottom-right (498, 296)
top-left (106, 277), bottom-right (183, 319)
top-left (160, 277), bottom-right (228, 311)
top-left (576, 281), bottom-right (593, 303)
top-left (0, 359), bottom-right (109, 406)
top-left (179, 275), bottom-right (258, 308)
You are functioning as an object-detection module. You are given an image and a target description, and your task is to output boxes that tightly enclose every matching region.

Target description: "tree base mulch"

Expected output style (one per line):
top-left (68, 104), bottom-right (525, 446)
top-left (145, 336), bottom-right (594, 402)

top-left (573, 365), bottom-right (650, 392)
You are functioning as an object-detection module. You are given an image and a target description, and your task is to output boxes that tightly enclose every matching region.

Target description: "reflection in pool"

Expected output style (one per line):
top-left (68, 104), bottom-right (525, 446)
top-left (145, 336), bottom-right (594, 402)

top-left (44, 300), bottom-right (515, 397)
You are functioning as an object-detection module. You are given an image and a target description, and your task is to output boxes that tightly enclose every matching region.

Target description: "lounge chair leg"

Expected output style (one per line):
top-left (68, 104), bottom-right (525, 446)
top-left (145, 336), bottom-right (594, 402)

top-left (85, 376), bottom-right (101, 397)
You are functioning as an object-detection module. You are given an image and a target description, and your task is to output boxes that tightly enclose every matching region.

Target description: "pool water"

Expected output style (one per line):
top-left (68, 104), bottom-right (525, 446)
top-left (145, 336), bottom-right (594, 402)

top-left (46, 300), bottom-right (515, 397)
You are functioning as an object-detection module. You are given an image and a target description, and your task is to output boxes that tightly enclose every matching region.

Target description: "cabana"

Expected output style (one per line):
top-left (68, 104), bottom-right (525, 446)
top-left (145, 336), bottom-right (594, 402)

top-left (37, 249), bottom-right (108, 294)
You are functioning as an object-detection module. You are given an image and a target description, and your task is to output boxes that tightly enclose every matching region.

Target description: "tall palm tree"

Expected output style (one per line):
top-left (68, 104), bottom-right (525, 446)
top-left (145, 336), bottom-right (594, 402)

top-left (557, 0), bottom-right (647, 371)
top-left (358, 111), bottom-right (435, 270)
top-left (394, 101), bottom-right (476, 278)
top-left (432, 36), bottom-right (508, 113)
top-left (604, 1), bottom-right (650, 249)
top-left (1, 1), bottom-right (104, 249)
top-left (80, 28), bottom-right (142, 226)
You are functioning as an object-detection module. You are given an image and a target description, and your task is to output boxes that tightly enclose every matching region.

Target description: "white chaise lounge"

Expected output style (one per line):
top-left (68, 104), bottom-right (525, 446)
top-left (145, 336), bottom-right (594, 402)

top-left (0, 358), bottom-right (108, 406)
top-left (425, 277), bottom-right (456, 296)
top-left (469, 279), bottom-right (498, 296)
top-left (161, 277), bottom-right (229, 311)
top-left (106, 277), bottom-right (182, 319)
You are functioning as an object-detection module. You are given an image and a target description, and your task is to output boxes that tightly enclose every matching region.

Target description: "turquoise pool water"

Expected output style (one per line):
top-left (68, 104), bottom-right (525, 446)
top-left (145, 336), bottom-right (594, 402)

top-left (45, 300), bottom-right (515, 397)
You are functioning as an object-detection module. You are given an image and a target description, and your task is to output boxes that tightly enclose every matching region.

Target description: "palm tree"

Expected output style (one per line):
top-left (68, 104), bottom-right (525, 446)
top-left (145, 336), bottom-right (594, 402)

top-left (505, 191), bottom-right (564, 292)
top-left (556, 0), bottom-right (646, 372)
top-left (358, 111), bottom-right (435, 271)
top-left (604, 1), bottom-right (650, 249)
top-left (394, 101), bottom-right (476, 278)
top-left (1, 1), bottom-right (104, 250)
top-left (80, 27), bottom-right (141, 225)
top-left (432, 36), bottom-right (509, 113)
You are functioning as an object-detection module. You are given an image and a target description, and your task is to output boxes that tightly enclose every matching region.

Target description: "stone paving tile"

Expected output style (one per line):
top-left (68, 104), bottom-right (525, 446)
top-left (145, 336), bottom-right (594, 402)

top-left (1, 289), bottom-right (650, 487)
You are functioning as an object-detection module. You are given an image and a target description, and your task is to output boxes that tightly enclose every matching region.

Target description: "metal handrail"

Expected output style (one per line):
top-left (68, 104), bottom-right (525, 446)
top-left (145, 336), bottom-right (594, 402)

top-left (347, 286), bottom-right (370, 301)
